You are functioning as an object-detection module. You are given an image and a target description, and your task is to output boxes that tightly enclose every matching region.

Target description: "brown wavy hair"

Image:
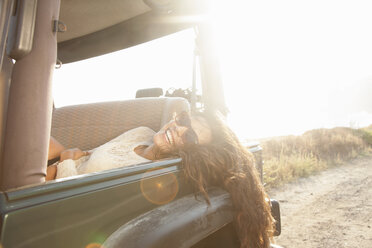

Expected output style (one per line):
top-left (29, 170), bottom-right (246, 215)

top-left (173, 111), bottom-right (274, 248)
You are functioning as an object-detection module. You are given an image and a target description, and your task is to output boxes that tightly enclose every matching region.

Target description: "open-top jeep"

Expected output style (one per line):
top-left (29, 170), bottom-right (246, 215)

top-left (0, 1), bottom-right (280, 247)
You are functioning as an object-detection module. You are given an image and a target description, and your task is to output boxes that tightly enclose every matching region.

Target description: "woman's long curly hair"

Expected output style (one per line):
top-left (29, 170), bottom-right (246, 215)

top-left (174, 111), bottom-right (274, 248)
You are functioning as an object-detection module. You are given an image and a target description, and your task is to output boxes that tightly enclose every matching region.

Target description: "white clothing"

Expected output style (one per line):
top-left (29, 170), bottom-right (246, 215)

top-left (56, 127), bottom-right (155, 179)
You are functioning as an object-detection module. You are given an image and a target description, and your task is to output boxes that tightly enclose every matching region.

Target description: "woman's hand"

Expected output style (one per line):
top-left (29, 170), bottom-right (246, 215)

top-left (60, 148), bottom-right (90, 162)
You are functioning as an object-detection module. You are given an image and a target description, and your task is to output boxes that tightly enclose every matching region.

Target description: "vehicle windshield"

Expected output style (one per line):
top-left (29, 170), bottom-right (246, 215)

top-left (53, 29), bottom-right (197, 108)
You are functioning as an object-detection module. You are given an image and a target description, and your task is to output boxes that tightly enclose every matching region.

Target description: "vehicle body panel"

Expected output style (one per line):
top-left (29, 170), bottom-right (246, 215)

top-left (1, 159), bottom-right (189, 248)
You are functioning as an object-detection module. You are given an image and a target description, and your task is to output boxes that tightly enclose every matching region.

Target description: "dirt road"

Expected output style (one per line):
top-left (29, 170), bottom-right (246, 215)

top-left (269, 157), bottom-right (372, 248)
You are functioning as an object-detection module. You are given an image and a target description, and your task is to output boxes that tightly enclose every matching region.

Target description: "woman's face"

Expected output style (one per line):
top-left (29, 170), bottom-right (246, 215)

top-left (153, 113), bottom-right (212, 154)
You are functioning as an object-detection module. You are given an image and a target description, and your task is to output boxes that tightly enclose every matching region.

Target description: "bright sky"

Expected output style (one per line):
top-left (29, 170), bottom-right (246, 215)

top-left (53, 0), bottom-right (372, 140)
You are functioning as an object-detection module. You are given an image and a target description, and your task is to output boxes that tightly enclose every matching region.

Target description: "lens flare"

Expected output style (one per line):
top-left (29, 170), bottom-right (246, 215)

top-left (85, 243), bottom-right (103, 248)
top-left (85, 233), bottom-right (107, 248)
top-left (140, 168), bottom-right (179, 205)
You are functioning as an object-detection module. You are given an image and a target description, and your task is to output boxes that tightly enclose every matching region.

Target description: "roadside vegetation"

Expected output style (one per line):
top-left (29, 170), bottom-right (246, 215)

top-left (261, 125), bottom-right (372, 188)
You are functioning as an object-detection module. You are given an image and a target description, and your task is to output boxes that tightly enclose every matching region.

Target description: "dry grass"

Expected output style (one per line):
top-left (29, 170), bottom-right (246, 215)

top-left (261, 126), bottom-right (372, 188)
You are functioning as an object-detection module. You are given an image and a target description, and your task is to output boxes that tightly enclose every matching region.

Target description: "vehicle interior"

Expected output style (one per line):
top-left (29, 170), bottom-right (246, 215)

top-left (0, 1), bottom-right (279, 247)
top-left (0, 0), bottom-right (225, 190)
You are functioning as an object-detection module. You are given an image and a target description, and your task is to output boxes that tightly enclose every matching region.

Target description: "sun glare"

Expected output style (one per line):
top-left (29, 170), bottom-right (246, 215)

top-left (208, 0), bottom-right (372, 139)
top-left (53, 1), bottom-right (372, 140)
top-left (53, 29), bottom-right (195, 108)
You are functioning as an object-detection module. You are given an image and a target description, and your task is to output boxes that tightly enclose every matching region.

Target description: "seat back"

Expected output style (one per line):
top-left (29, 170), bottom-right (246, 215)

top-left (51, 97), bottom-right (189, 150)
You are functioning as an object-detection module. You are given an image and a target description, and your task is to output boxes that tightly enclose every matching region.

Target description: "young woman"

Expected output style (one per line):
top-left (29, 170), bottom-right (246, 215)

top-left (47, 111), bottom-right (274, 248)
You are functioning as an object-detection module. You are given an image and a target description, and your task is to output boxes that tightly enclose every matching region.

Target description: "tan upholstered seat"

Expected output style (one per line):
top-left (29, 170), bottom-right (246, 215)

top-left (51, 97), bottom-right (190, 151)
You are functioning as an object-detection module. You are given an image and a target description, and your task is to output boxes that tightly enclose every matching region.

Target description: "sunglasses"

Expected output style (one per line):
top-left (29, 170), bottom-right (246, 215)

top-left (174, 112), bottom-right (199, 145)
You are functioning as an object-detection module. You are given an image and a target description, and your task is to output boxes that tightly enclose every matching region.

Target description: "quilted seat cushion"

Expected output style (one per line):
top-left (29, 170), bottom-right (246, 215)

top-left (51, 97), bottom-right (189, 150)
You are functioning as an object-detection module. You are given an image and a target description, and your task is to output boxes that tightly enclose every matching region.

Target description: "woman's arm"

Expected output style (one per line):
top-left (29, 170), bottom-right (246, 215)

top-left (48, 136), bottom-right (65, 160)
top-left (46, 148), bottom-right (90, 181)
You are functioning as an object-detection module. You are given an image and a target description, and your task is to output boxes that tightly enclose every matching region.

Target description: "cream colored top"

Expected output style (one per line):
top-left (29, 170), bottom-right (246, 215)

top-left (56, 127), bottom-right (155, 179)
